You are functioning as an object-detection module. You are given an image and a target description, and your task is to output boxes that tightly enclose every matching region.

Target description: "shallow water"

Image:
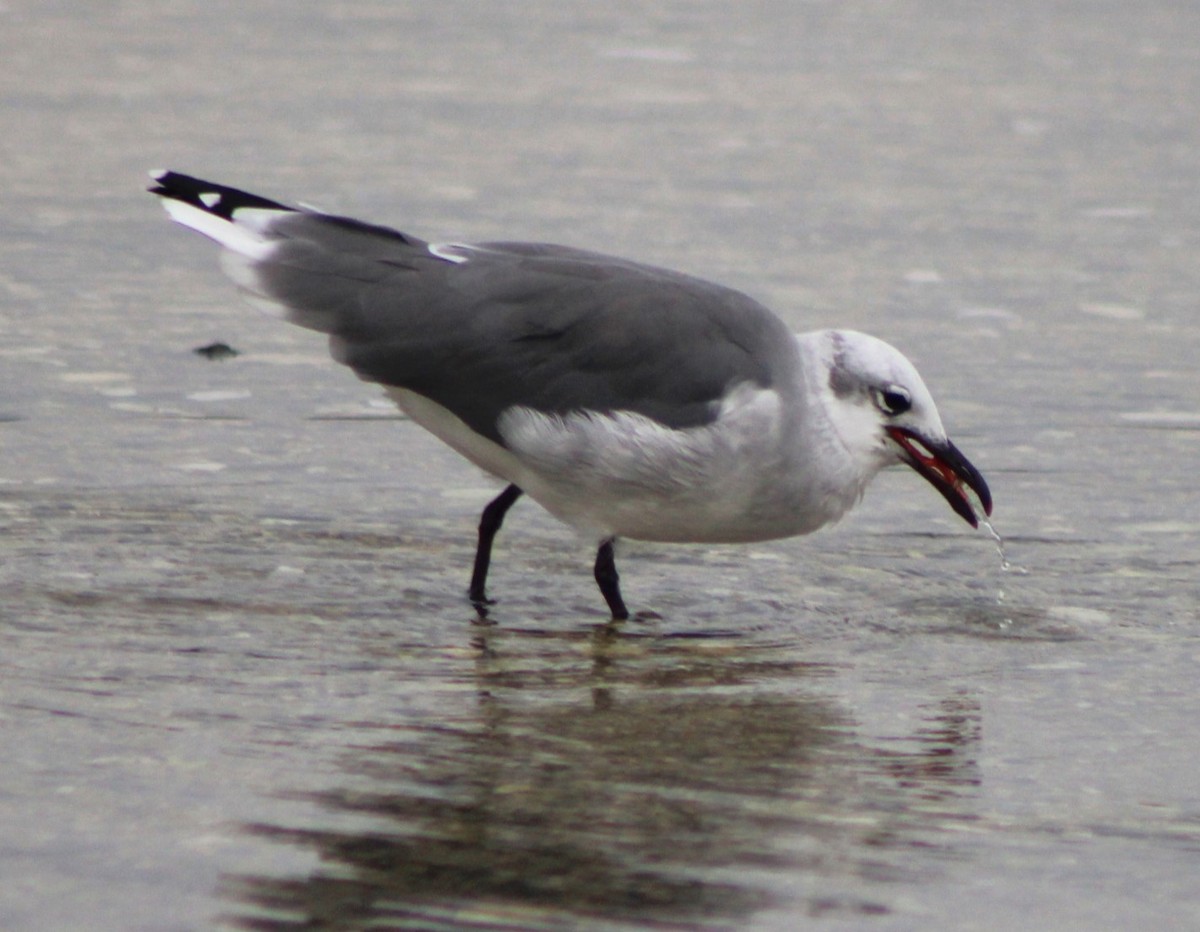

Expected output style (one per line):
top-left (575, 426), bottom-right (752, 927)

top-left (2, 1), bottom-right (1199, 929)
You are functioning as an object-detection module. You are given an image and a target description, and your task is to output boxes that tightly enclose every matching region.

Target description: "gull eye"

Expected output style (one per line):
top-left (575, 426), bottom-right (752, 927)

top-left (874, 385), bottom-right (911, 417)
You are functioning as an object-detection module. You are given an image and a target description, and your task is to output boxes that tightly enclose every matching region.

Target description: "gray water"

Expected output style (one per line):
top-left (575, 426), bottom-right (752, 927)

top-left (2, 1), bottom-right (1198, 929)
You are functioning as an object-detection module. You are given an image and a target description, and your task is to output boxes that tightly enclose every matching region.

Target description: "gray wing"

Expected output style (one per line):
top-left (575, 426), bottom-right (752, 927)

top-left (254, 220), bottom-right (798, 442)
top-left (152, 174), bottom-right (797, 443)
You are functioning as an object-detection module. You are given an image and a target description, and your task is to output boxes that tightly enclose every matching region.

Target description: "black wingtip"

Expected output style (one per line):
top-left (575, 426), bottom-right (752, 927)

top-left (147, 170), bottom-right (293, 219)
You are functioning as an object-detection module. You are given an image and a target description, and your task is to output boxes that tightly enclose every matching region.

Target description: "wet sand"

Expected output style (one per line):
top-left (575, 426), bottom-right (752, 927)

top-left (2, 2), bottom-right (1198, 928)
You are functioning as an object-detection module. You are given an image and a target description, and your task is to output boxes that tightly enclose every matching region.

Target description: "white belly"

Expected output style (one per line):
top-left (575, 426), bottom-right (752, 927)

top-left (385, 385), bottom-right (854, 543)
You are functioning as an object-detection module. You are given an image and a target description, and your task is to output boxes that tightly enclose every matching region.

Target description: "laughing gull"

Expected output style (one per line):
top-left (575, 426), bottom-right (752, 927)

top-left (149, 171), bottom-right (992, 619)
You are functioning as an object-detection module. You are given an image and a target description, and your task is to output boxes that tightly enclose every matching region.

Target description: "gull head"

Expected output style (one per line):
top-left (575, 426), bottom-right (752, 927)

top-left (812, 329), bottom-right (993, 526)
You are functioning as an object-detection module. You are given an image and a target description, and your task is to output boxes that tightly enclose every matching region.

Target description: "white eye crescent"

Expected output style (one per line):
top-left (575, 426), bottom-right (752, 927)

top-left (873, 385), bottom-right (912, 417)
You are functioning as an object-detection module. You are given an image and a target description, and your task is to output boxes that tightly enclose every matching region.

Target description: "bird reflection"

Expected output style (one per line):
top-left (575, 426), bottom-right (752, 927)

top-left (222, 623), bottom-right (981, 929)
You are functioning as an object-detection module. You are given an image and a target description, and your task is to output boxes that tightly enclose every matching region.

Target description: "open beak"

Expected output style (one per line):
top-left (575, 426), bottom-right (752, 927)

top-left (887, 427), bottom-right (993, 527)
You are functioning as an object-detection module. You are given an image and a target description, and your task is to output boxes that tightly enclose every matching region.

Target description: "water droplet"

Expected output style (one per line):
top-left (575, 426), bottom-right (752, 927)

top-left (980, 518), bottom-right (1028, 610)
top-left (980, 518), bottom-right (1010, 570)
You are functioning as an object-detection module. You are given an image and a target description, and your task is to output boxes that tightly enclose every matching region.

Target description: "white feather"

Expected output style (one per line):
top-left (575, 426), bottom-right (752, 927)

top-left (427, 242), bottom-right (473, 264)
top-left (159, 199), bottom-right (277, 261)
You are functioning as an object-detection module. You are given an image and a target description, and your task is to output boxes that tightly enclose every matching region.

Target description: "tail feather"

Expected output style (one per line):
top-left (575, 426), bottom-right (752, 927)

top-left (149, 170), bottom-right (293, 262)
top-left (149, 171), bottom-right (437, 336)
top-left (148, 170), bottom-right (293, 219)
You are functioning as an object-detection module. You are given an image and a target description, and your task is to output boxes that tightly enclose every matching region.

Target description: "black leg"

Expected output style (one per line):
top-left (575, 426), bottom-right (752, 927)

top-left (469, 484), bottom-right (523, 606)
top-left (593, 538), bottom-right (629, 620)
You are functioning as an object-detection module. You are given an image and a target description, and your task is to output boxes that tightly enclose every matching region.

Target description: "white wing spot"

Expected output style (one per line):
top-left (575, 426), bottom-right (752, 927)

top-left (199, 192), bottom-right (222, 209)
top-left (428, 242), bottom-right (472, 264)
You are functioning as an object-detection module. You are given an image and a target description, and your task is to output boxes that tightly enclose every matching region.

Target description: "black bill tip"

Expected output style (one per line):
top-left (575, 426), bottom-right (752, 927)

top-left (888, 427), bottom-right (992, 527)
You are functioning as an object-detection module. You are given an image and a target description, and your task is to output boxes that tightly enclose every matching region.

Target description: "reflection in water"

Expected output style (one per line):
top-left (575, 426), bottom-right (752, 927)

top-left (222, 625), bottom-right (981, 929)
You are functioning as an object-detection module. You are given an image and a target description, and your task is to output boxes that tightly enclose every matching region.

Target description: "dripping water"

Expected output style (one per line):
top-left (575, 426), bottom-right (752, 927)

top-left (980, 517), bottom-right (1027, 629)
top-left (981, 517), bottom-right (1010, 572)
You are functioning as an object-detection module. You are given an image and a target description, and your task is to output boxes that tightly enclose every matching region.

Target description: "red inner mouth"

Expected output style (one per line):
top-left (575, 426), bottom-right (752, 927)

top-left (891, 430), bottom-right (965, 495)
